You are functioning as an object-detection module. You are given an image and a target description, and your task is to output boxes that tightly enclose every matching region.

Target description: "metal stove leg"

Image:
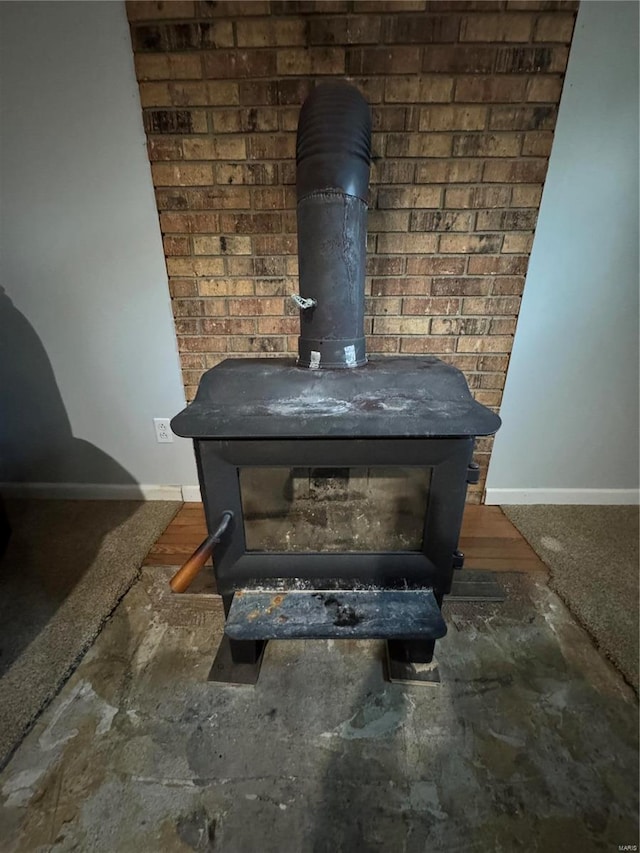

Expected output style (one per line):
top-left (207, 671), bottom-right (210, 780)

top-left (385, 639), bottom-right (441, 685)
top-left (208, 636), bottom-right (266, 686)
top-left (208, 593), bottom-right (267, 685)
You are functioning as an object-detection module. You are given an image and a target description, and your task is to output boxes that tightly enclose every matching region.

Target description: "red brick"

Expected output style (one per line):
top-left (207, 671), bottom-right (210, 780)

top-left (440, 234), bottom-right (503, 254)
top-left (432, 277), bottom-right (493, 296)
top-left (216, 163), bottom-right (278, 186)
top-left (403, 297), bottom-right (461, 315)
top-left (377, 187), bottom-right (441, 209)
top-left (415, 159), bottom-right (483, 184)
top-left (384, 76), bottom-right (454, 104)
top-left (201, 318), bottom-right (256, 335)
top-left (309, 16), bottom-right (382, 44)
top-left (384, 14), bottom-right (459, 43)
top-left (534, 13), bottom-right (575, 42)
top-left (454, 76), bottom-right (527, 103)
top-left (277, 48), bottom-right (346, 76)
top-left (457, 335), bottom-right (514, 353)
top-left (365, 297), bottom-right (403, 315)
top-left (169, 279), bottom-right (198, 297)
top-left (182, 137), bottom-right (246, 160)
top-left (476, 210), bottom-right (538, 230)
top-left (460, 13), bottom-right (534, 42)
top-left (410, 211), bottom-right (473, 232)
top-left (490, 277), bottom-right (527, 295)
top-left (511, 185), bottom-right (543, 207)
top-left (371, 107), bottom-right (406, 132)
top-left (495, 46), bottom-right (569, 74)
top-left (489, 106), bottom-right (557, 131)
top-left (219, 213), bottom-right (282, 234)
top-left (406, 256), bottom-right (466, 275)
top-left (502, 232), bottom-right (534, 253)
top-left (167, 257), bottom-right (225, 276)
top-left (522, 131), bottom-right (555, 156)
top-left (203, 51), bottom-right (276, 79)
top-left (452, 133), bottom-right (521, 157)
top-left (127, 1), bottom-right (195, 21)
top-left (419, 105), bottom-right (487, 131)
top-left (467, 255), bottom-right (528, 274)
top-left (148, 137), bottom-right (183, 161)
top-left (199, 1), bottom-right (270, 15)
top-left (483, 159), bottom-right (548, 183)
top-left (198, 279), bottom-right (254, 297)
top-left (444, 186), bottom-right (511, 209)
top-left (432, 317), bottom-right (490, 335)
top-left (374, 317), bottom-right (431, 334)
top-left (526, 75), bottom-right (563, 102)
top-left (400, 337), bottom-right (457, 354)
top-left (422, 45), bottom-right (497, 74)
top-left (489, 317), bottom-right (518, 334)
top-left (386, 134), bottom-right (453, 158)
top-left (248, 135), bottom-right (296, 160)
top-left (371, 278), bottom-right (430, 296)
top-left (372, 161), bottom-right (416, 184)
top-left (236, 19), bottom-right (307, 47)
top-left (367, 336), bottom-right (401, 353)
top-left (377, 234), bottom-right (439, 254)
top-left (228, 298), bottom-right (285, 316)
top-left (462, 296), bottom-right (522, 314)
top-left (151, 163), bottom-right (214, 185)
top-left (367, 257), bottom-right (406, 276)
top-left (163, 235), bottom-right (190, 255)
top-left (369, 211), bottom-right (411, 232)
top-left (348, 47), bottom-right (422, 75)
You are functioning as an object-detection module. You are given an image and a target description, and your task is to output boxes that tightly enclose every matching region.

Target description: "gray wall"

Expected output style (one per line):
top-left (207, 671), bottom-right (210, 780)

top-left (486, 1), bottom-right (639, 504)
top-left (0, 1), bottom-right (197, 494)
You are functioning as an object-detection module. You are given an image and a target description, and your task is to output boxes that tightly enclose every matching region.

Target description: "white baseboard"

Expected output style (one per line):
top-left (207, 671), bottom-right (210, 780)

top-left (181, 485), bottom-right (202, 502)
top-left (0, 482), bottom-right (200, 501)
top-left (485, 488), bottom-right (640, 505)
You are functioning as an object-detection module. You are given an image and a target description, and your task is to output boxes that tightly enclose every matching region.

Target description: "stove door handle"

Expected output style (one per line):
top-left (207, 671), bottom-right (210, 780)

top-left (169, 511), bottom-right (233, 594)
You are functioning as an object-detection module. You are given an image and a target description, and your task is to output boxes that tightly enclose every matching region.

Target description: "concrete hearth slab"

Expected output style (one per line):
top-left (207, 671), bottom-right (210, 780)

top-left (0, 568), bottom-right (637, 851)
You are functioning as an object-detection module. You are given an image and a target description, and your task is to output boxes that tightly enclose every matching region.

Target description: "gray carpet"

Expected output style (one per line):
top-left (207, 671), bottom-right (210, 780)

top-left (0, 499), bottom-right (180, 767)
top-left (503, 505), bottom-right (639, 690)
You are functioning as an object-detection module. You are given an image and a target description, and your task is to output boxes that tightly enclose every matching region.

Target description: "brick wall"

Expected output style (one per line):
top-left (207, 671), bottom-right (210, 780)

top-left (127, 0), bottom-right (577, 502)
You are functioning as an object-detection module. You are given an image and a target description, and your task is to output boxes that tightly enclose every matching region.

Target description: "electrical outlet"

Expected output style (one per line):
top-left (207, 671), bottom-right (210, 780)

top-left (154, 418), bottom-right (173, 443)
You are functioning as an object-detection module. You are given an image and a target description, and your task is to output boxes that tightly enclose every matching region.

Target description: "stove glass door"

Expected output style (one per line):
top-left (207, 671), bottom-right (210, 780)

top-left (239, 467), bottom-right (431, 553)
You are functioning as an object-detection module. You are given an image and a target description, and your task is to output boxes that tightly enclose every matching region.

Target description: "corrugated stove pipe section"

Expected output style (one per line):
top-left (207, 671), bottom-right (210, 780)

top-left (295, 82), bottom-right (372, 369)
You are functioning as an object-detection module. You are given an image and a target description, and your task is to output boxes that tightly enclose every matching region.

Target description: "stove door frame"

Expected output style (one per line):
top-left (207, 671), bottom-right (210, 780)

top-left (195, 436), bottom-right (474, 599)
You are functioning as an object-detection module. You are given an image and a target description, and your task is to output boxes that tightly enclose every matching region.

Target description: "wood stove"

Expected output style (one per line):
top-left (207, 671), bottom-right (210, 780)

top-left (170, 82), bottom-right (501, 684)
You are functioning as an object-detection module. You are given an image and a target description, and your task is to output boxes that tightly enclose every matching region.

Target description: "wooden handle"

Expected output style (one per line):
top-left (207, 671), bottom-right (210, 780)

top-left (170, 535), bottom-right (215, 593)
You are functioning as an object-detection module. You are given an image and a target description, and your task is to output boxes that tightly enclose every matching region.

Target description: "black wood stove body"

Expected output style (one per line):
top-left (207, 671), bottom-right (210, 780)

top-left (171, 82), bottom-right (501, 684)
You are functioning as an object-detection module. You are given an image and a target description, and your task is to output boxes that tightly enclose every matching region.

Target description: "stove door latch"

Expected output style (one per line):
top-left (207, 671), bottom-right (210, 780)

top-left (466, 462), bottom-right (480, 484)
top-left (452, 550), bottom-right (465, 570)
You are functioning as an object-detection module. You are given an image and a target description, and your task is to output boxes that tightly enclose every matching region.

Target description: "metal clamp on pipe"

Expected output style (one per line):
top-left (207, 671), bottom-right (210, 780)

top-left (169, 511), bottom-right (233, 594)
top-left (291, 294), bottom-right (317, 310)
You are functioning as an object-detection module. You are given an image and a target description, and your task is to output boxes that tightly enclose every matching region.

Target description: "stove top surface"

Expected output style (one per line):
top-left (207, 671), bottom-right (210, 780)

top-left (171, 356), bottom-right (501, 440)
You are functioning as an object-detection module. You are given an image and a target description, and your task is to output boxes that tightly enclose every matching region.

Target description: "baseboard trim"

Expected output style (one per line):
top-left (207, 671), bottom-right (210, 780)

top-left (0, 482), bottom-right (194, 501)
top-left (181, 485), bottom-right (202, 502)
top-left (485, 488), bottom-right (640, 505)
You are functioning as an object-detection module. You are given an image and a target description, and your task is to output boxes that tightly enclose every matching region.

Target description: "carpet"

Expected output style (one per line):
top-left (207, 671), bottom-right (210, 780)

top-left (0, 499), bottom-right (180, 767)
top-left (503, 505), bottom-right (639, 691)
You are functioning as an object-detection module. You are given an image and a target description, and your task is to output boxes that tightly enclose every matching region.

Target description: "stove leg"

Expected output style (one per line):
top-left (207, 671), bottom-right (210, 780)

top-left (385, 639), bottom-right (441, 686)
top-left (229, 638), bottom-right (265, 665)
top-left (208, 636), bottom-right (266, 686)
top-left (388, 639), bottom-right (435, 664)
top-left (209, 593), bottom-right (267, 684)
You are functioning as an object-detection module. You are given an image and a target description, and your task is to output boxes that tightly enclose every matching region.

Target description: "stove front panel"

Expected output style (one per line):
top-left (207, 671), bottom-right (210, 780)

top-left (195, 437), bottom-right (474, 598)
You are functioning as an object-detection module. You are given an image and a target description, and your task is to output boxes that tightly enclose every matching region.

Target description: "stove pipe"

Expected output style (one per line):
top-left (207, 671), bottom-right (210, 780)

top-left (295, 82), bottom-right (372, 369)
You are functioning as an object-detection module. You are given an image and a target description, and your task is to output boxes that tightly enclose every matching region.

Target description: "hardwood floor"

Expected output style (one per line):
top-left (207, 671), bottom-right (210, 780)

top-left (144, 503), bottom-right (548, 575)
